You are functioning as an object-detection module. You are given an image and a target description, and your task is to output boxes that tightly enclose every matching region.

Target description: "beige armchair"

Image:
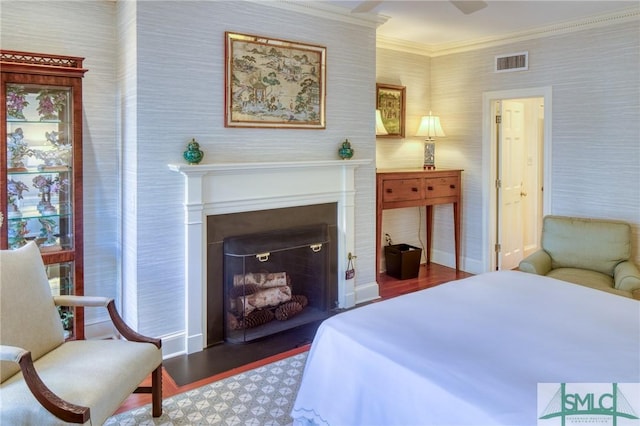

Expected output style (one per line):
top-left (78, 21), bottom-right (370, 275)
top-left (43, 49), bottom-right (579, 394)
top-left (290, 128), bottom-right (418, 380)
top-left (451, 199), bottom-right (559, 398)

top-left (519, 215), bottom-right (640, 299)
top-left (0, 242), bottom-right (163, 425)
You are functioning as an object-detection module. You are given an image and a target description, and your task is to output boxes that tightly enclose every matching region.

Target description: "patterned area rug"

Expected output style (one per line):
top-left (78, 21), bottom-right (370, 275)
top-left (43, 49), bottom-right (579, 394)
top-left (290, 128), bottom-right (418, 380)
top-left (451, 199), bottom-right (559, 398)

top-left (105, 352), bottom-right (308, 425)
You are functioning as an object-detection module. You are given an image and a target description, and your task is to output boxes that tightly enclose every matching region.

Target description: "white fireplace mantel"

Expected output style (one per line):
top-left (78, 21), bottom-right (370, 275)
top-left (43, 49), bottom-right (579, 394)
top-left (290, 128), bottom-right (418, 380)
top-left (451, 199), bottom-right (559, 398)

top-left (169, 159), bottom-right (372, 354)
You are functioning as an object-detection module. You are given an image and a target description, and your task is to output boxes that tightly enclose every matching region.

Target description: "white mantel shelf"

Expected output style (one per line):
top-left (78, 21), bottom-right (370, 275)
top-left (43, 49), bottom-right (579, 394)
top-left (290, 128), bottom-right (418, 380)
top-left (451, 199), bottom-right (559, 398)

top-left (169, 159), bottom-right (373, 354)
top-left (169, 159), bottom-right (371, 173)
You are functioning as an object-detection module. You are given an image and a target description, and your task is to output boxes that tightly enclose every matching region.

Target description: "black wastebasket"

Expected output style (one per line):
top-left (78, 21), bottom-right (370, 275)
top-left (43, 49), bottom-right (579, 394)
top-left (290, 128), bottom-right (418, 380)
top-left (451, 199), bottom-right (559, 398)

top-left (384, 244), bottom-right (422, 280)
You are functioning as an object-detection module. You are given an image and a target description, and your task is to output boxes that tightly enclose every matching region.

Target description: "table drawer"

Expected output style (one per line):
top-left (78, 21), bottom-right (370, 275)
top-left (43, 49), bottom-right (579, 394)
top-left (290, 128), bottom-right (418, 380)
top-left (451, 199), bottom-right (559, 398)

top-left (424, 176), bottom-right (459, 198)
top-left (382, 178), bottom-right (422, 202)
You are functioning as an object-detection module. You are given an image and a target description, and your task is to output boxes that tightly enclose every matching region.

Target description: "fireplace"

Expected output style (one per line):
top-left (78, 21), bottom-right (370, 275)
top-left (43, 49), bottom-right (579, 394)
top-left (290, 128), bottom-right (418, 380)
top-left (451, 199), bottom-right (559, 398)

top-left (169, 160), bottom-right (373, 354)
top-left (222, 223), bottom-right (333, 344)
top-left (207, 204), bottom-right (338, 346)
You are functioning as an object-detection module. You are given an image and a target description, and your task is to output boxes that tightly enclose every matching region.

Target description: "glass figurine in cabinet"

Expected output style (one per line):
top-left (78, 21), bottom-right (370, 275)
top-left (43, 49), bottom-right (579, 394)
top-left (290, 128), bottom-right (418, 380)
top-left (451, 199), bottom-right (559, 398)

top-left (7, 127), bottom-right (34, 171)
top-left (7, 178), bottom-right (29, 218)
top-left (32, 174), bottom-right (67, 215)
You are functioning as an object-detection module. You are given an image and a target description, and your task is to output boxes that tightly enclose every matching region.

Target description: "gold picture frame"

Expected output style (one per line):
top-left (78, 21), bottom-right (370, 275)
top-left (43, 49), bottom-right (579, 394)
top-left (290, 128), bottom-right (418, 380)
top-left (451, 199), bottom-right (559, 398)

top-left (376, 83), bottom-right (406, 138)
top-left (225, 32), bottom-right (327, 129)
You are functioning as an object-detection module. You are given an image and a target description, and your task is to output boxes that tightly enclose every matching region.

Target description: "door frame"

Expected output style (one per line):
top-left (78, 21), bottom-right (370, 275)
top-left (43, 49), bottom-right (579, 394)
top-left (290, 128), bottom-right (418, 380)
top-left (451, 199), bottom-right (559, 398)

top-left (481, 86), bottom-right (553, 272)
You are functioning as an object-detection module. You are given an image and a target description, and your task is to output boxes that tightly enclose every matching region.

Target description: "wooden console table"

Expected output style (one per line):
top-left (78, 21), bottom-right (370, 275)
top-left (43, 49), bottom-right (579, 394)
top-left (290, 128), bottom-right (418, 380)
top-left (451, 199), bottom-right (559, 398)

top-left (376, 169), bottom-right (462, 281)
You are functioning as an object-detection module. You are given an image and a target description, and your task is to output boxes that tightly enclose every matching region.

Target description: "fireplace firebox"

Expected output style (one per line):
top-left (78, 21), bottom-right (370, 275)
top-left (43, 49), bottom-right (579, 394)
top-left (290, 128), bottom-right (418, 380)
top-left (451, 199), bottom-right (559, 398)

top-left (223, 224), bottom-right (331, 343)
top-left (206, 203), bottom-right (338, 347)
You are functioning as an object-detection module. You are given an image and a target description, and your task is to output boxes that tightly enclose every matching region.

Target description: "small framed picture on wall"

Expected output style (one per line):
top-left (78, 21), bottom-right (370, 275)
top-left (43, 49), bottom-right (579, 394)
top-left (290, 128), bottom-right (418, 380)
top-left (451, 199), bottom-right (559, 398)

top-left (376, 83), bottom-right (406, 138)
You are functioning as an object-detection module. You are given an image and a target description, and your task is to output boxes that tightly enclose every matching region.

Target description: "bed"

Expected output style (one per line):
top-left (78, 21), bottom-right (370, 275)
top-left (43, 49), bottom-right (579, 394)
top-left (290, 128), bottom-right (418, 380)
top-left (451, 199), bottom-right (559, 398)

top-left (291, 271), bottom-right (640, 425)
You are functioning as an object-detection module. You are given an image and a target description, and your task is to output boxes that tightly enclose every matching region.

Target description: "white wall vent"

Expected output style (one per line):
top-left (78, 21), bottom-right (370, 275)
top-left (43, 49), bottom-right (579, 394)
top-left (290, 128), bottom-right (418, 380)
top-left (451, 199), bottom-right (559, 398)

top-left (495, 52), bottom-right (528, 73)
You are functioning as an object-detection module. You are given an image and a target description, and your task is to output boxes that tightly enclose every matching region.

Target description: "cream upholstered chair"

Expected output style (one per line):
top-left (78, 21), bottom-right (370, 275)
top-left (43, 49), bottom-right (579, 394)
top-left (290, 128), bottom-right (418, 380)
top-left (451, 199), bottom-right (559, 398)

top-left (519, 215), bottom-right (640, 299)
top-left (0, 242), bottom-right (163, 425)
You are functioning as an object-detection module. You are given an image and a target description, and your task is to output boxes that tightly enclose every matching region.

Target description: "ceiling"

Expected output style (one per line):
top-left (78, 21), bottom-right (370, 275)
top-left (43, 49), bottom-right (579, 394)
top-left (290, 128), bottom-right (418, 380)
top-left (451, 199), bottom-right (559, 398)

top-left (323, 1), bottom-right (639, 53)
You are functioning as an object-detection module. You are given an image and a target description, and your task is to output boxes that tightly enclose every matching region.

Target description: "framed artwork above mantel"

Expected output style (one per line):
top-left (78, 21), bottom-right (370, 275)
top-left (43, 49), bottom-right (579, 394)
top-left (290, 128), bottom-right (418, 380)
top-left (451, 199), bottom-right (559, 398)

top-left (376, 83), bottom-right (406, 138)
top-left (224, 32), bottom-right (327, 129)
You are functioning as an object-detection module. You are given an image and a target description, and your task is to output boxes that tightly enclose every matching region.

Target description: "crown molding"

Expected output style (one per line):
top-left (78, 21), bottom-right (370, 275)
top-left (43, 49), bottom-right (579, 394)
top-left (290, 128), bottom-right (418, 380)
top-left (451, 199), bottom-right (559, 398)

top-left (378, 6), bottom-right (640, 57)
top-left (376, 35), bottom-right (433, 57)
top-left (246, 0), bottom-right (389, 29)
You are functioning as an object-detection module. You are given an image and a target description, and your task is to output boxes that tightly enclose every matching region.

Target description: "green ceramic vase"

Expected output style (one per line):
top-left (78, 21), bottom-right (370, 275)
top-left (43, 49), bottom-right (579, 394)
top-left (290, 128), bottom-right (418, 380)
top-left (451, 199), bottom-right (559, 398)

top-left (338, 139), bottom-right (354, 160)
top-left (183, 138), bottom-right (204, 164)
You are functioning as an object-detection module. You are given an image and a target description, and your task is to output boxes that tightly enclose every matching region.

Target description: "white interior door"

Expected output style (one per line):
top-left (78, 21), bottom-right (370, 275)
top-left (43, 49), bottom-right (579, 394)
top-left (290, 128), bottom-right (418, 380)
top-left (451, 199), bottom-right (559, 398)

top-left (483, 87), bottom-right (550, 274)
top-left (498, 100), bottom-right (526, 270)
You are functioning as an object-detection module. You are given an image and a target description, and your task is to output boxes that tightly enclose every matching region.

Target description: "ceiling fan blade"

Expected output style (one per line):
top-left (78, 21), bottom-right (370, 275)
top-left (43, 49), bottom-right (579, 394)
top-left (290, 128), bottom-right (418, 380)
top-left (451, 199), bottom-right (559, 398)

top-left (450, 0), bottom-right (488, 15)
top-left (351, 0), bottom-right (384, 14)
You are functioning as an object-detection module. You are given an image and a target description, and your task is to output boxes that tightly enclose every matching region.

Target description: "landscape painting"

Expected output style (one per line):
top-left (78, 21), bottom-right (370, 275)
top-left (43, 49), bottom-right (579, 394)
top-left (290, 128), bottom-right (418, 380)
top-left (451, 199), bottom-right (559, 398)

top-left (225, 32), bottom-right (326, 129)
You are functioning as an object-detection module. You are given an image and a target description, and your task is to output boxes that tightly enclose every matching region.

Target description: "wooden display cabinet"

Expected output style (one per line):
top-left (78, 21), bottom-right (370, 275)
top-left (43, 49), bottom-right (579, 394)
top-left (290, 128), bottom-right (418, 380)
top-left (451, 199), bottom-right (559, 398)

top-left (1, 50), bottom-right (87, 339)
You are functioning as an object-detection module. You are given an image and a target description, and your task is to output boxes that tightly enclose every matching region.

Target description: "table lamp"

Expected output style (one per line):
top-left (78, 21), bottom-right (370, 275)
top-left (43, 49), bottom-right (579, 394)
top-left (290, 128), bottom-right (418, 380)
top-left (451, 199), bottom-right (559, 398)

top-left (415, 112), bottom-right (445, 170)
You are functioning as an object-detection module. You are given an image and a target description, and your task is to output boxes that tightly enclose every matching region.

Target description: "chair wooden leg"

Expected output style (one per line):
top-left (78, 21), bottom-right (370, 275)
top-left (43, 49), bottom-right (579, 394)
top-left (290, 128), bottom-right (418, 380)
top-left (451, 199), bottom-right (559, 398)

top-left (151, 365), bottom-right (162, 417)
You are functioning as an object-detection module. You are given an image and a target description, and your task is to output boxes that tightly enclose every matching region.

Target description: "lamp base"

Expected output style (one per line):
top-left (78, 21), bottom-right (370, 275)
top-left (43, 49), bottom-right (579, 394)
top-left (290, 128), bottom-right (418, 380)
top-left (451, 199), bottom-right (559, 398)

top-left (423, 141), bottom-right (436, 170)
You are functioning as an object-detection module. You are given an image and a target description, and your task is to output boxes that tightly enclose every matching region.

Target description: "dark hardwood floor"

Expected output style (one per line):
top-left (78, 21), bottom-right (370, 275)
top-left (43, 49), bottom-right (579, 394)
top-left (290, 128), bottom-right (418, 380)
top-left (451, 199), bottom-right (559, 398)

top-left (116, 262), bottom-right (472, 414)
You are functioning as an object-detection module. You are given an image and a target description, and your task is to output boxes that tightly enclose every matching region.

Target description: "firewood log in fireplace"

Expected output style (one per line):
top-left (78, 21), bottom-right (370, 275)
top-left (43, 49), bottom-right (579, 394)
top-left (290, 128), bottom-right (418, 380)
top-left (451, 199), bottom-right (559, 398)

top-left (228, 283), bottom-right (260, 298)
top-left (236, 285), bottom-right (292, 316)
top-left (233, 272), bottom-right (291, 288)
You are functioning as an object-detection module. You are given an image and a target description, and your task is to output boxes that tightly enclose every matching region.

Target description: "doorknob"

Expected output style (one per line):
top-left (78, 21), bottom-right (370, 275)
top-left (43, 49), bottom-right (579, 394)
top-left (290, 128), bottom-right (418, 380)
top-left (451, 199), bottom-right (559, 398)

top-left (520, 191), bottom-right (528, 197)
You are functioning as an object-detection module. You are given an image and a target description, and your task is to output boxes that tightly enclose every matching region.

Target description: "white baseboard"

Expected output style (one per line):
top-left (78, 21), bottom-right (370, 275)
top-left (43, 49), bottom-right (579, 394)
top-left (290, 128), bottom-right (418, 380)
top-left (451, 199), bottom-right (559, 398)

top-left (161, 332), bottom-right (189, 359)
top-left (355, 280), bottom-right (380, 305)
top-left (430, 250), bottom-right (486, 275)
top-left (85, 319), bottom-right (189, 359)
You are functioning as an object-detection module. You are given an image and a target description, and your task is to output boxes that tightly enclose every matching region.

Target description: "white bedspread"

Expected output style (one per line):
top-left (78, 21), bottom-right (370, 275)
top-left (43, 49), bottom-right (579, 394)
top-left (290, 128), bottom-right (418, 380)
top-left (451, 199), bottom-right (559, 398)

top-left (291, 271), bottom-right (640, 425)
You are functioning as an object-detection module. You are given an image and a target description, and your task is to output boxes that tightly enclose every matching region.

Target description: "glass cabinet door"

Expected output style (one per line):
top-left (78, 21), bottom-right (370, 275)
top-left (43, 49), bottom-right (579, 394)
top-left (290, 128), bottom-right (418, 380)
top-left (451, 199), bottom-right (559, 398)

top-left (7, 84), bottom-right (74, 252)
